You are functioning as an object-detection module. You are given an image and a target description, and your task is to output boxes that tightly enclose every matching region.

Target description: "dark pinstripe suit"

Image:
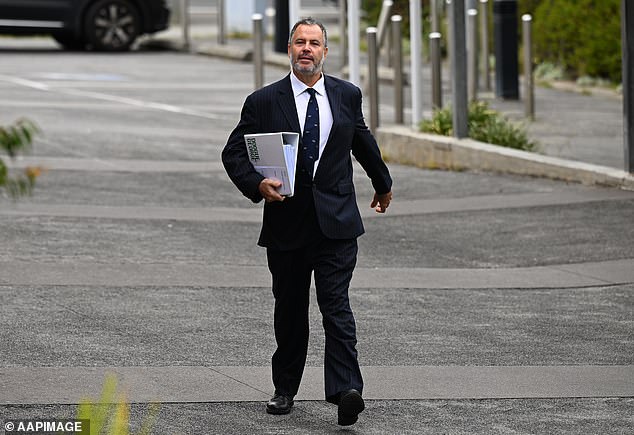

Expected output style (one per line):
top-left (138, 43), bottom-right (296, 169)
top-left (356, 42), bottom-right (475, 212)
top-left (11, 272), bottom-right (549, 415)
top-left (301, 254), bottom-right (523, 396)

top-left (222, 73), bottom-right (392, 401)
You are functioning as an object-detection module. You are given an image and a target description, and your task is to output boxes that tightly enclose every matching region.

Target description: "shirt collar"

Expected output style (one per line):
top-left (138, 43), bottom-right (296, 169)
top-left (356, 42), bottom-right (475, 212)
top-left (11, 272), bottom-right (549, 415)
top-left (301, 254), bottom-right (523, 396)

top-left (290, 72), bottom-right (326, 98)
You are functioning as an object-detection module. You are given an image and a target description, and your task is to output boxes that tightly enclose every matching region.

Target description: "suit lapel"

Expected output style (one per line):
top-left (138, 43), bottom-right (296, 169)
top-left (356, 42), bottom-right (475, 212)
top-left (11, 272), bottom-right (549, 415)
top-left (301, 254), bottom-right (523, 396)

top-left (324, 75), bottom-right (341, 141)
top-left (276, 75), bottom-right (301, 133)
top-left (313, 75), bottom-right (341, 180)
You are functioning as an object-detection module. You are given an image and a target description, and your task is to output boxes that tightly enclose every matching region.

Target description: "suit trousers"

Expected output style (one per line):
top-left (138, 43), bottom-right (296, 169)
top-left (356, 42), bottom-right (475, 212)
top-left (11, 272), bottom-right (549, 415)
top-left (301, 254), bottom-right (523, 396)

top-left (266, 235), bottom-right (364, 401)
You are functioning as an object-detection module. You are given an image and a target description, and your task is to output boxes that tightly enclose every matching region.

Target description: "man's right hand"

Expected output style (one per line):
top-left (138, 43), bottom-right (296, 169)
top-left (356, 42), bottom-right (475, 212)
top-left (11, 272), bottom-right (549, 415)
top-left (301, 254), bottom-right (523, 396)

top-left (258, 178), bottom-right (285, 202)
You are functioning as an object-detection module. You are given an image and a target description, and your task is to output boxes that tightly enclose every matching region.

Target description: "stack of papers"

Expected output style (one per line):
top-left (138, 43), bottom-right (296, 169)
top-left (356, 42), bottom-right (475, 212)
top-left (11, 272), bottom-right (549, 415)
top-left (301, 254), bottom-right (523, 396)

top-left (244, 132), bottom-right (300, 196)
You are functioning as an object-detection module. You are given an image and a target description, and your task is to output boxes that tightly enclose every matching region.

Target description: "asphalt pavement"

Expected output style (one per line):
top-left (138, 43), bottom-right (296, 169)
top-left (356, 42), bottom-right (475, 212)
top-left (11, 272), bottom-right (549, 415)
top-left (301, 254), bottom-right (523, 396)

top-left (0, 32), bottom-right (632, 435)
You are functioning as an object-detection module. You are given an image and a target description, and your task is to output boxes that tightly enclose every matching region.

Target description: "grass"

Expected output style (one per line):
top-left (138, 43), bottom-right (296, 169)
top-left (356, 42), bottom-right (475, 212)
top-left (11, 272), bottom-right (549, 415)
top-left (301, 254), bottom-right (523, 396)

top-left (76, 373), bottom-right (160, 435)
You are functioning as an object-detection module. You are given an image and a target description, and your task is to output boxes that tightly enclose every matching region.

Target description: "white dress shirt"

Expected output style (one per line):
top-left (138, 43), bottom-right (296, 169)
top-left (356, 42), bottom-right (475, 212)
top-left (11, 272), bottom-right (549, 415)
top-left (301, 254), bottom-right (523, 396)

top-left (290, 72), bottom-right (334, 176)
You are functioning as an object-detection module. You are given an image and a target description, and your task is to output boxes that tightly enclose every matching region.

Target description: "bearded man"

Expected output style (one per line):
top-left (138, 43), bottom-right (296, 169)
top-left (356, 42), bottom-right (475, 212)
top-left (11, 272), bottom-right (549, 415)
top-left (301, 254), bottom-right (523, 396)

top-left (222, 17), bottom-right (392, 426)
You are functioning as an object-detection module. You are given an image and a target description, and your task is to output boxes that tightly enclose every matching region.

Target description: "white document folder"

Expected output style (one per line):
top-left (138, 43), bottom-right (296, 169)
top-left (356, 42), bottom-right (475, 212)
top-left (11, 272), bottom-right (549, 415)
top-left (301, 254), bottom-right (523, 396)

top-left (244, 132), bottom-right (300, 197)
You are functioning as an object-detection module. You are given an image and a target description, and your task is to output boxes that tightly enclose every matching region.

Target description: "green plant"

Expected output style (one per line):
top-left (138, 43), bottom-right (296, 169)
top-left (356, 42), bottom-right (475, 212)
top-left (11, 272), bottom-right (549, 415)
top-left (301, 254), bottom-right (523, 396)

top-left (77, 373), bottom-right (160, 435)
top-left (533, 0), bottom-right (621, 82)
top-left (534, 61), bottom-right (566, 82)
top-left (518, 0), bottom-right (542, 16)
top-left (420, 104), bottom-right (453, 136)
top-left (0, 118), bottom-right (42, 198)
top-left (421, 101), bottom-right (538, 152)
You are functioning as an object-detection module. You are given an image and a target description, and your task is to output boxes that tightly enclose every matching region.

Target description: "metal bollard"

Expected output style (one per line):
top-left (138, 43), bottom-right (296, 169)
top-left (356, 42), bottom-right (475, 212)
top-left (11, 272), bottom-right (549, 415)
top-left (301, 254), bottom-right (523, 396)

top-left (367, 27), bottom-right (379, 134)
top-left (446, 0), bottom-right (453, 89)
top-left (377, 0), bottom-right (394, 68)
top-left (479, 0), bottom-right (490, 91)
top-left (253, 14), bottom-right (264, 90)
top-left (430, 32), bottom-right (443, 110)
top-left (339, 0), bottom-right (347, 74)
top-left (348, 0), bottom-right (361, 86)
top-left (361, 1), bottom-right (392, 92)
top-left (522, 14), bottom-right (534, 120)
top-left (181, 0), bottom-right (190, 51)
top-left (392, 15), bottom-right (404, 124)
top-left (431, 0), bottom-right (440, 33)
top-left (377, 0), bottom-right (394, 48)
top-left (623, 0), bottom-right (634, 173)
top-left (217, 0), bottom-right (226, 45)
top-left (410, 0), bottom-right (423, 129)
top-left (450, 0), bottom-right (468, 138)
top-left (265, 7), bottom-right (275, 38)
top-left (289, 0), bottom-right (300, 26)
top-left (467, 8), bottom-right (478, 101)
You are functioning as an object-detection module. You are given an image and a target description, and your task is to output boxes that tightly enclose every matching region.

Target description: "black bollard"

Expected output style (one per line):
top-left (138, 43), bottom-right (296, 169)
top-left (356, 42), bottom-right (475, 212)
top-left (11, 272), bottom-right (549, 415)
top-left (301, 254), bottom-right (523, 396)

top-left (493, 0), bottom-right (519, 99)
top-left (274, 0), bottom-right (289, 53)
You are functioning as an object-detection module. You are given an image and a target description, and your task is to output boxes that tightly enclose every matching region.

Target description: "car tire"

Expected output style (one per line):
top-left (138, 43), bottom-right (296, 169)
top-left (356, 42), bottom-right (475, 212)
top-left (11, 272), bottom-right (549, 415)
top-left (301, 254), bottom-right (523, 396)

top-left (52, 32), bottom-right (86, 50)
top-left (84, 0), bottom-right (140, 51)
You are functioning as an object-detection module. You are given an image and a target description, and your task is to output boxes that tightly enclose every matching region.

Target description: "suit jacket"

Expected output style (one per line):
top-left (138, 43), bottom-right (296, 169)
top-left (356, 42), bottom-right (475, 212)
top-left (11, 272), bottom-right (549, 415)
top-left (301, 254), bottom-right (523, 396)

top-left (222, 73), bottom-right (392, 250)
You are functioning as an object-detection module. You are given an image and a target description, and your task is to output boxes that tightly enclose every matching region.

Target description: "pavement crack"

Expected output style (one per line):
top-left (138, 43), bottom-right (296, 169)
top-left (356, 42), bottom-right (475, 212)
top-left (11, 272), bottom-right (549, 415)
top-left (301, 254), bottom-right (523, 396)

top-left (203, 366), bottom-right (270, 398)
top-left (35, 292), bottom-right (90, 319)
top-left (546, 265), bottom-right (623, 286)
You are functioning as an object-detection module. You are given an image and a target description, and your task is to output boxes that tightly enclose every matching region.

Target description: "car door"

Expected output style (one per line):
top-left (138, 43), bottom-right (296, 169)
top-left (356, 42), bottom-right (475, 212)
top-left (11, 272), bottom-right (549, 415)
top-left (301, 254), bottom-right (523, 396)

top-left (0, 0), bottom-right (74, 28)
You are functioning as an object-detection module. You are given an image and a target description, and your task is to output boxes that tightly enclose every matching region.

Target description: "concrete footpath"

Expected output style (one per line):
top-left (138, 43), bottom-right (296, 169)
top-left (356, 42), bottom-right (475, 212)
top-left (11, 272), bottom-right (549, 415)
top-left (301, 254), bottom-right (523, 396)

top-left (0, 33), bottom-right (632, 434)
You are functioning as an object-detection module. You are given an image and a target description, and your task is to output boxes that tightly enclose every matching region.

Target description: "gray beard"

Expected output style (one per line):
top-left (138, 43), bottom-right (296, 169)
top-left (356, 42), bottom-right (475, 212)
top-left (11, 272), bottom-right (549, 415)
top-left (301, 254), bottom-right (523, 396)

top-left (291, 56), bottom-right (325, 76)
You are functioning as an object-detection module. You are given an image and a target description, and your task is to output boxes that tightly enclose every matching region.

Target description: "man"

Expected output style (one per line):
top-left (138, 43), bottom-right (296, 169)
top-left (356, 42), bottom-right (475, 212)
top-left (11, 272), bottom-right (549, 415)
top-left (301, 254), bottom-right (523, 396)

top-left (222, 18), bottom-right (392, 426)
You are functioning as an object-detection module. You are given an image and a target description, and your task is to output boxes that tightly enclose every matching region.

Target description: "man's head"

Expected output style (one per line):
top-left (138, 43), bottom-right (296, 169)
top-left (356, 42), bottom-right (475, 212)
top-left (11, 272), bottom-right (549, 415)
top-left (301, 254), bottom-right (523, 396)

top-left (288, 18), bottom-right (328, 84)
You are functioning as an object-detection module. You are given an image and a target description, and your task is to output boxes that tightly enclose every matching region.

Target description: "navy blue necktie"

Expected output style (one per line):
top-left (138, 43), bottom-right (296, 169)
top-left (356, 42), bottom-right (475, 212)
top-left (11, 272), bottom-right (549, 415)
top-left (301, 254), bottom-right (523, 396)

top-left (302, 88), bottom-right (319, 174)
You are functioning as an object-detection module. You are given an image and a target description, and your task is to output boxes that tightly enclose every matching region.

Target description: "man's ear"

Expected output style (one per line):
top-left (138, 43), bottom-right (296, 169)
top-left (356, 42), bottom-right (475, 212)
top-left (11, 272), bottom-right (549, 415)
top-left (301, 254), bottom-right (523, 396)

top-left (287, 44), bottom-right (291, 57)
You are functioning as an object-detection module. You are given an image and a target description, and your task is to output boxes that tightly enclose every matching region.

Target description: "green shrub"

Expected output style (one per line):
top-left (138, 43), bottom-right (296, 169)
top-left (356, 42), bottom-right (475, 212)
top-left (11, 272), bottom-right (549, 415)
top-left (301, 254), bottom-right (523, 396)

top-left (533, 0), bottom-right (621, 82)
top-left (518, 0), bottom-right (543, 15)
top-left (420, 103), bottom-right (453, 136)
top-left (0, 118), bottom-right (41, 198)
top-left (421, 101), bottom-right (538, 152)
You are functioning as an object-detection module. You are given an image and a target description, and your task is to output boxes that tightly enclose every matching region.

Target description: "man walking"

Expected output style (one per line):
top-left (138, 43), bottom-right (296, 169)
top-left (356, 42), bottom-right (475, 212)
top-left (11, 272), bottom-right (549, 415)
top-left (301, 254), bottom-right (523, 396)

top-left (222, 18), bottom-right (392, 426)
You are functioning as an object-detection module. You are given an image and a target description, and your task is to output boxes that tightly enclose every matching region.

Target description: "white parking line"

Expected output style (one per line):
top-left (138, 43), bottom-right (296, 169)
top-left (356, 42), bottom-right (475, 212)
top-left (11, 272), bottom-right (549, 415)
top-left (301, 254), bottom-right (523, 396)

top-left (0, 74), bottom-right (230, 120)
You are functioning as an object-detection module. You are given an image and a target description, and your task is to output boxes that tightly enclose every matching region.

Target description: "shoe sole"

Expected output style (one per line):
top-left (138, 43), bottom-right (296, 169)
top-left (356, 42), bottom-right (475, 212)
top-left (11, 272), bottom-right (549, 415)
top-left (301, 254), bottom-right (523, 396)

top-left (266, 403), bottom-right (293, 415)
top-left (338, 392), bottom-right (365, 426)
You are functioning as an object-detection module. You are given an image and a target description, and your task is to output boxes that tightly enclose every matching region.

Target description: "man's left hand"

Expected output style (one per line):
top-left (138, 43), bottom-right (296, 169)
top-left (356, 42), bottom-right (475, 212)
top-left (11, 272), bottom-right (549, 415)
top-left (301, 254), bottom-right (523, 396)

top-left (371, 191), bottom-right (392, 213)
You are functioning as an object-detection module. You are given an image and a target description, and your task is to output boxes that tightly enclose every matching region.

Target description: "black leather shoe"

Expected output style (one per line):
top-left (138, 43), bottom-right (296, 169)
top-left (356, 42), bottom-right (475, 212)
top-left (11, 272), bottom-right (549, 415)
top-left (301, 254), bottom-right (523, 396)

top-left (337, 389), bottom-right (365, 426)
top-left (266, 393), bottom-right (294, 415)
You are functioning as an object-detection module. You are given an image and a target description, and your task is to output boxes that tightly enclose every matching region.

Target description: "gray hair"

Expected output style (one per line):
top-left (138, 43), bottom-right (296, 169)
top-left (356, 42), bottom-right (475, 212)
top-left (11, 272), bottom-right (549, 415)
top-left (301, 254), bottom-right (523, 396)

top-left (288, 17), bottom-right (328, 48)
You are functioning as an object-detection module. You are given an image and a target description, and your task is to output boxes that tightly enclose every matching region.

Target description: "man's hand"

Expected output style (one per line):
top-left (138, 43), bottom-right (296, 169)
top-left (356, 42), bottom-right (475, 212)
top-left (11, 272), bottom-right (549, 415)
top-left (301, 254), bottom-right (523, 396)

top-left (371, 191), bottom-right (392, 213)
top-left (259, 178), bottom-right (285, 202)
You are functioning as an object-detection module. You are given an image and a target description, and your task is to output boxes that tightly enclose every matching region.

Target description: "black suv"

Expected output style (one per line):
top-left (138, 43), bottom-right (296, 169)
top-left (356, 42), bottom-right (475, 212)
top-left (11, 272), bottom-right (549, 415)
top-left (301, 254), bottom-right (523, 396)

top-left (0, 0), bottom-right (170, 51)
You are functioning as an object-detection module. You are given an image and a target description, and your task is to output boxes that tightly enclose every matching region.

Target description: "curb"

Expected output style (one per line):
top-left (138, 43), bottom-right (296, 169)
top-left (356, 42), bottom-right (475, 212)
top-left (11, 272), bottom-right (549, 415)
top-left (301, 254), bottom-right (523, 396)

top-left (376, 125), bottom-right (634, 190)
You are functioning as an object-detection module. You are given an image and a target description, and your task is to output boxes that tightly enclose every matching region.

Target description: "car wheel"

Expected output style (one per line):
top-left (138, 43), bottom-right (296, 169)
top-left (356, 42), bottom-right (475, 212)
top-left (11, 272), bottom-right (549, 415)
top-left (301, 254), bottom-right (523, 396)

top-left (84, 0), bottom-right (140, 51)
